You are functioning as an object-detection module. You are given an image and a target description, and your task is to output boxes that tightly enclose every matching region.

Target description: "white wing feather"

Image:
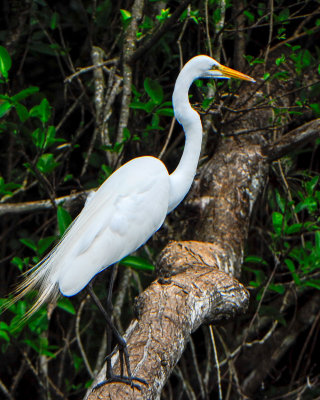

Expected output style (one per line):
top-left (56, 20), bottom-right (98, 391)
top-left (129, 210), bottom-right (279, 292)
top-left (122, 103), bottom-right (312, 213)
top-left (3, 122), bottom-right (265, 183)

top-left (13, 156), bottom-right (169, 315)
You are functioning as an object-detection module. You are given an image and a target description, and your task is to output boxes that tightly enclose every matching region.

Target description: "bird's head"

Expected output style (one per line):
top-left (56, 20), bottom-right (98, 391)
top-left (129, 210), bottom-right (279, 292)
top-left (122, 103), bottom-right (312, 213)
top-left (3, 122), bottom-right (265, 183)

top-left (186, 55), bottom-right (255, 82)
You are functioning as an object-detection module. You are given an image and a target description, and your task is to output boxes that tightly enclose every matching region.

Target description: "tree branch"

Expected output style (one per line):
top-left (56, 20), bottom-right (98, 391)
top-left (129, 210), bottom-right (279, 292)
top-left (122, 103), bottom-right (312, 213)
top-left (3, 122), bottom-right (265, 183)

top-left (86, 242), bottom-right (249, 400)
top-left (0, 190), bottom-right (91, 216)
top-left (129, 0), bottom-right (190, 65)
top-left (263, 118), bottom-right (320, 161)
top-left (116, 0), bottom-right (144, 145)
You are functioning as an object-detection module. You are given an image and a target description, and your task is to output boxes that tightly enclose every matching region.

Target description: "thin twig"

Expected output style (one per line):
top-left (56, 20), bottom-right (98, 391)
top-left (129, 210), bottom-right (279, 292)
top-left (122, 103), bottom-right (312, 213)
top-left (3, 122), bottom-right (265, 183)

top-left (64, 59), bottom-right (118, 83)
top-left (209, 325), bottom-right (222, 400)
top-left (76, 295), bottom-right (94, 378)
top-left (158, 118), bottom-right (176, 160)
top-left (189, 337), bottom-right (205, 399)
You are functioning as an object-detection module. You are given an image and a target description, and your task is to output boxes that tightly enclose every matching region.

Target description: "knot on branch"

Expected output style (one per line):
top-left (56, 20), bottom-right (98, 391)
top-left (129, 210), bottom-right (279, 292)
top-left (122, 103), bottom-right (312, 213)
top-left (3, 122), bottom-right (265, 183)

top-left (133, 240), bottom-right (250, 327)
top-left (156, 240), bottom-right (223, 277)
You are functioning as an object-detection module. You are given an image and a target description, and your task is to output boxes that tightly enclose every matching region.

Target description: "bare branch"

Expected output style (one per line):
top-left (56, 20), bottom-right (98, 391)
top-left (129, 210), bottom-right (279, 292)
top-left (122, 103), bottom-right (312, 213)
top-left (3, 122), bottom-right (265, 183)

top-left (116, 0), bottom-right (144, 145)
top-left (263, 119), bottom-right (320, 161)
top-left (0, 190), bottom-right (91, 217)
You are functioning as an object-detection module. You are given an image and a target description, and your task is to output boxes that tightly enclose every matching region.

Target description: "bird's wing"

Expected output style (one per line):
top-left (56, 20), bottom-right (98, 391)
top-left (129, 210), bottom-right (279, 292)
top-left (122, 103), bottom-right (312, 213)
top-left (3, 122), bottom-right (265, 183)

top-left (56, 156), bottom-right (170, 295)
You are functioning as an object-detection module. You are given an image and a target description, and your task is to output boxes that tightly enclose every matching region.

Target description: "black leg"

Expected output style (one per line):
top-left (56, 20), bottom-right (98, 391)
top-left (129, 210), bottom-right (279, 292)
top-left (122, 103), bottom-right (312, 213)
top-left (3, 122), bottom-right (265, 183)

top-left (105, 265), bottom-right (117, 378)
top-left (86, 281), bottom-right (147, 391)
top-left (106, 264), bottom-right (117, 315)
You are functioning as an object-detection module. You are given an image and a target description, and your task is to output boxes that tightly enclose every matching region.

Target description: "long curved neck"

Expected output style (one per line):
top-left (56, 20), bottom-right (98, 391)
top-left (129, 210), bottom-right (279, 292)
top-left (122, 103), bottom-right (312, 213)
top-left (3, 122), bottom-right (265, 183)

top-left (167, 71), bottom-right (203, 213)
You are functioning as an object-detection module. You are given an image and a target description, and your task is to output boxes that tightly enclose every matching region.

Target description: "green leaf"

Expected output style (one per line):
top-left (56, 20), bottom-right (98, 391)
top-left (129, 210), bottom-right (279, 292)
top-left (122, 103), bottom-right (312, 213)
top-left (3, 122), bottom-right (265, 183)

top-left (38, 236), bottom-right (56, 255)
top-left (57, 205), bottom-right (72, 236)
top-left (272, 211), bottom-right (284, 234)
top-left (120, 255), bottom-right (154, 271)
top-left (156, 8), bottom-right (171, 22)
top-left (123, 127), bottom-right (131, 141)
top-left (0, 101), bottom-right (12, 118)
top-left (57, 297), bottom-right (76, 315)
top-left (20, 238), bottom-right (37, 252)
top-left (285, 258), bottom-right (301, 286)
top-left (275, 54), bottom-right (286, 66)
top-left (36, 153), bottom-right (59, 174)
top-left (23, 337), bottom-right (56, 357)
top-left (32, 128), bottom-right (45, 148)
top-left (30, 98), bottom-right (51, 123)
top-left (278, 8), bottom-right (290, 22)
top-left (243, 10), bottom-right (254, 23)
top-left (120, 9), bottom-right (131, 21)
top-left (275, 190), bottom-right (286, 213)
top-left (32, 126), bottom-right (57, 149)
top-left (144, 100), bottom-right (156, 113)
top-left (295, 197), bottom-right (318, 213)
top-left (306, 176), bottom-right (319, 194)
top-left (245, 266), bottom-right (265, 286)
top-left (304, 279), bottom-right (320, 290)
top-left (0, 178), bottom-right (21, 195)
top-left (285, 223), bottom-right (303, 235)
top-left (11, 256), bottom-right (29, 272)
top-left (120, 9), bottom-right (132, 28)
top-left (150, 113), bottom-right (160, 129)
top-left (45, 125), bottom-right (57, 148)
top-left (11, 86), bottom-right (39, 102)
top-left (50, 12), bottom-right (59, 30)
top-left (144, 78), bottom-right (163, 105)
top-left (310, 103), bottom-right (320, 116)
top-left (0, 329), bottom-right (10, 342)
top-left (244, 256), bottom-right (268, 266)
top-left (130, 100), bottom-right (148, 111)
top-left (0, 46), bottom-right (12, 80)
top-left (156, 108), bottom-right (174, 117)
top-left (315, 231), bottom-right (320, 256)
top-left (15, 103), bottom-right (29, 122)
top-left (268, 283), bottom-right (285, 294)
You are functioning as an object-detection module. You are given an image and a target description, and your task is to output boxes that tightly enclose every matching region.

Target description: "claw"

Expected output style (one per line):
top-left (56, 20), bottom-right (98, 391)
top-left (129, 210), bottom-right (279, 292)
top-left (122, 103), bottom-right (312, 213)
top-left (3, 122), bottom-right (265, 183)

top-left (92, 375), bottom-right (147, 392)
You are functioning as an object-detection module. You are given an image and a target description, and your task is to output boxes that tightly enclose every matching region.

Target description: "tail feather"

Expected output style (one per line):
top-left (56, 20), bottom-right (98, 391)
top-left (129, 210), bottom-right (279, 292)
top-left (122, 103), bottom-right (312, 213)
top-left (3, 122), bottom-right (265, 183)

top-left (3, 207), bottom-right (81, 322)
top-left (2, 252), bottom-right (60, 324)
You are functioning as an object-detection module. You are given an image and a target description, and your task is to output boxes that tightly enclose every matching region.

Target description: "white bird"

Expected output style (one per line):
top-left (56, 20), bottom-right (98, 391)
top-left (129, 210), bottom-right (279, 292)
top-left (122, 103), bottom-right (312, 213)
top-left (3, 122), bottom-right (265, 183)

top-left (10, 55), bottom-right (254, 319)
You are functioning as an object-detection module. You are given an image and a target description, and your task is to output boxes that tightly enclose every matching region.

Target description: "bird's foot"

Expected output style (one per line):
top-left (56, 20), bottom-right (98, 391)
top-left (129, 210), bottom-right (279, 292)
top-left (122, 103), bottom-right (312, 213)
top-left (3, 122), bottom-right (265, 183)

top-left (92, 374), bottom-right (147, 392)
top-left (92, 342), bottom-right (147, 392)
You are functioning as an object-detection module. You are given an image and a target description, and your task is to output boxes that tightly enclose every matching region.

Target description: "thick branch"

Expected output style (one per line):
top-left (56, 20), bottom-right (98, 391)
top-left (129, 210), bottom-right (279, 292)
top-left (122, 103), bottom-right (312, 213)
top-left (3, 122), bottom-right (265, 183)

top-left (116, 0), bottom-right (144, 144)
top-left (189, 138), bottom-right (268, 277)
top-left (87, 242), bottom-right (249, 400)
top-left (263, 118), bottom-right (320, 161)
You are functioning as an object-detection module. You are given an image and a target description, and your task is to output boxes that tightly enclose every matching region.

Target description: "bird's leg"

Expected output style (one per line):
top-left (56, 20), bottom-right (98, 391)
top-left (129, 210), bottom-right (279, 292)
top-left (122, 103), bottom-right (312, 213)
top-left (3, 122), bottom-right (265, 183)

top-left (106, 264), bottom-right (117, 315)
top-left (105, 264), bottom-right (117, 378)
top-left (87, 283), bottom-right (147, 391)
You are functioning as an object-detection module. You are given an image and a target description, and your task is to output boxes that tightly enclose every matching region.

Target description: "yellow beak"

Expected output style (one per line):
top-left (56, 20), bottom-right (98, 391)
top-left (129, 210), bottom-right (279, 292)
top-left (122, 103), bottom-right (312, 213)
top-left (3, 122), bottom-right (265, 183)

top-left (218, 64), bottom-right (255, 82)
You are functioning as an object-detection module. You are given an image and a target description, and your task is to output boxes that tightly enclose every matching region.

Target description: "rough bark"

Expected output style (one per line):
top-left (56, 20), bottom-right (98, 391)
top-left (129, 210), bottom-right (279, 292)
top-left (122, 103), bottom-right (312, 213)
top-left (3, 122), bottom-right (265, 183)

top-left (87, 243), bottom-right (249, 400)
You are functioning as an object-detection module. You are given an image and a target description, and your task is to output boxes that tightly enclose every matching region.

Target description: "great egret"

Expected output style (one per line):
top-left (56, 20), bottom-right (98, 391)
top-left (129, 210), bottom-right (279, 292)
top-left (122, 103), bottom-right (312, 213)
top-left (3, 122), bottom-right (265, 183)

top-left (8, 55), bottom-right (254, 383)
